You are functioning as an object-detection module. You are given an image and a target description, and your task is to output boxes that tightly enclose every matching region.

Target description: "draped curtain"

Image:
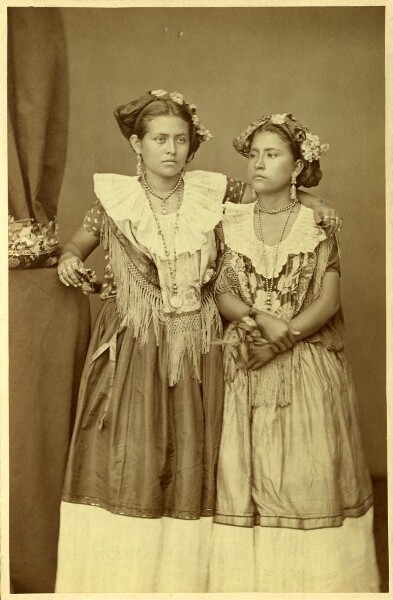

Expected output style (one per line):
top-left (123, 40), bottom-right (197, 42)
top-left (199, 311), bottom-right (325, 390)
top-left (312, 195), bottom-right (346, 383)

top-left (8, 7), bottom-right (68, 223)
top-left (8, 8), bottom-right (91, 593)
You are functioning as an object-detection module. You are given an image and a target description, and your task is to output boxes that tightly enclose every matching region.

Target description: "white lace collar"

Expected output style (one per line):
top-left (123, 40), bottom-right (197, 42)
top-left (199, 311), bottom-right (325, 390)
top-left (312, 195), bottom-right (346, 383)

top-left (93, 170), bottom-right (227, 257)
top-left (223, 201), bottom-right (327, 277)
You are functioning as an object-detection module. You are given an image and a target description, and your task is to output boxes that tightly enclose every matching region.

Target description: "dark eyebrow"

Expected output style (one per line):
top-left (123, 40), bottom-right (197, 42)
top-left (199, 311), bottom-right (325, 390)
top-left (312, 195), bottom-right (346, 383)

top-left (251, 146), bottom-right (281, 151)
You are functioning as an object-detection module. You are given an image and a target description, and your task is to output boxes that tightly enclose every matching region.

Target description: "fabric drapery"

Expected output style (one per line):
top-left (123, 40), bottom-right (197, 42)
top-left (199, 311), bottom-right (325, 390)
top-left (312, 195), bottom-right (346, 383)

top-left (7, 8), bottom-right (86, 594)
top-left (8, 7), bottom-right (68, 222)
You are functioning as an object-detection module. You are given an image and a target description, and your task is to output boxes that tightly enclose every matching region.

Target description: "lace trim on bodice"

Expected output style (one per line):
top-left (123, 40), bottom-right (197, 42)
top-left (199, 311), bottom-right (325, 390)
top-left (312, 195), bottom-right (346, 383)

top-left (223, 202), bottom-right (327, 277)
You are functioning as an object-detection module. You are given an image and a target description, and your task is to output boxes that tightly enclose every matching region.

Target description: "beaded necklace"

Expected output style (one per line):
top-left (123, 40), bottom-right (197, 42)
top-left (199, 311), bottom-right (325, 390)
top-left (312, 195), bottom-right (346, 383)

top-left (141, 172), bottom-right (183, 215)
top-left (142, 180), bottom-right (184, 309)
top-left (256, 197), bottom-right (298, 214)
top-left (256, 198), bottom-right (298, 311)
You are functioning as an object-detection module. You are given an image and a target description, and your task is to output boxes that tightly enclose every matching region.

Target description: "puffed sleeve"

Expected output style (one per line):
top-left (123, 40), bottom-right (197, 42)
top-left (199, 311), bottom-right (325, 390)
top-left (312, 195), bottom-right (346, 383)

top-left (82, 199), bottom-right (104, 238)
top-left (326, 236), bottom-right (341, 274)
top-left (223, 178), bottom-right (247, 204)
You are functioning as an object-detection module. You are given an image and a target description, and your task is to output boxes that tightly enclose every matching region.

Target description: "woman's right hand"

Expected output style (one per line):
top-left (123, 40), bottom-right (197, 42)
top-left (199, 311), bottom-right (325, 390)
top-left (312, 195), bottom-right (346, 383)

top-left (254, 311), bottom-right (300, 353)
top-left (57, 253), bottom-right (84, 287)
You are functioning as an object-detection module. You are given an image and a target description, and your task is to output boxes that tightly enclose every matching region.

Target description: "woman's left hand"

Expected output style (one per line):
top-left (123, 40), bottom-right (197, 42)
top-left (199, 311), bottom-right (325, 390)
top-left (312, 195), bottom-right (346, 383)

top-left (247, 342), bottom-right (276, 370)
top-left (314, 201), bottom-right (343, 237)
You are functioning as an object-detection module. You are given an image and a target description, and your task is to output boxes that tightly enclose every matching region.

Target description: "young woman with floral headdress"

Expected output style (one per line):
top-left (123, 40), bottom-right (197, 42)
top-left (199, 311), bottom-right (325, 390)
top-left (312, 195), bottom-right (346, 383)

top-left (55, 92), bottom-right (341, 593)
top-left (208, 113), bottom-right (380, 593)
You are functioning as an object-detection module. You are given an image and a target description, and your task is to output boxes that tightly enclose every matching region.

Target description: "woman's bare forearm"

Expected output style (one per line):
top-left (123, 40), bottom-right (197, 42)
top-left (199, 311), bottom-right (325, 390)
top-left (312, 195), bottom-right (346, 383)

top-left (290, 271), bottom-right (340, 340)
top-left (59, 226), bottom-right (100, 264)
top-left (216, 292), bottom-right (251, 322)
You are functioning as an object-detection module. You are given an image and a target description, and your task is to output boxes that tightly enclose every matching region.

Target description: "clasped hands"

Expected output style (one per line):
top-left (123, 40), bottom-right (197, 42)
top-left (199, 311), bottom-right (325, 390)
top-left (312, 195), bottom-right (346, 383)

top-left (236, 310), bottom-right (301, 371)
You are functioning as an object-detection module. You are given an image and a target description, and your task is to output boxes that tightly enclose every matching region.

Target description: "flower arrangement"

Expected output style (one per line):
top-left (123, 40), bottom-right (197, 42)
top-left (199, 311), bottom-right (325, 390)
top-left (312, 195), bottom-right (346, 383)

top-left (8, 215), bottom-right (60, 269)
top-left (234, 113), bottom-right (329, 163)
top-left (270, 114), bottom-right (329, 162)
top-left (151, 89), bottom-right (213, 142)
top-left (300, 132), bottom-right (330, 162)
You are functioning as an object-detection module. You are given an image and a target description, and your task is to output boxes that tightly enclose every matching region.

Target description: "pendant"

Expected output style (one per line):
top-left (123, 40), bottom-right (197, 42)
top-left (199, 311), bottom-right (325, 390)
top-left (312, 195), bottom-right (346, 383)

top-left (162, 208), bottom-right (168, 215)
top-left (265, 294), bottom-right (272, 310)
top-left (170, 294), bottom-right (182, 309)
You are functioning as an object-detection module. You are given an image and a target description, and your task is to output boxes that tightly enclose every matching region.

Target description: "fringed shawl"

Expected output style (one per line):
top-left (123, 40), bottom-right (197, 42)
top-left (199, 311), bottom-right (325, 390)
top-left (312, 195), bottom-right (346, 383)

top-left (217, 204), bottom-right (345, 406)
top-left (95, 171), bottom-right (227, 386)
top-left (217, 203), bottom-right (344, 349)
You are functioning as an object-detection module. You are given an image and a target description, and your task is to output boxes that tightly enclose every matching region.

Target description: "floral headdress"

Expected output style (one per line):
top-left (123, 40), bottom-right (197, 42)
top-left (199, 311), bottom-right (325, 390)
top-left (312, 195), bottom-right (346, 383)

top-left (114, 89), bottom-right (212, 143)
top-left (233, 113), bottom-right (329, 163)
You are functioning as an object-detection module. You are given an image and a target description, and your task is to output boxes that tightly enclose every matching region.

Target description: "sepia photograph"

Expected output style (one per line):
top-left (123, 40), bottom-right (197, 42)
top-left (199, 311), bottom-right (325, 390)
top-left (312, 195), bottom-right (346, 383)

top-left (1, 0), bottom-right (390, 598)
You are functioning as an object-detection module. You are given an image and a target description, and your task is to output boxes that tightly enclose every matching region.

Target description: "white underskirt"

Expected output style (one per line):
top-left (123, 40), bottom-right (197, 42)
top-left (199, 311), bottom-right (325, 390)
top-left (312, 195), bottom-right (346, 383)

top-left (55, 502), bottom-right (380, 593)
top-left (56, 502), bottom-right (213, 593)
top-left (208, 507), bottom-right (380, 593)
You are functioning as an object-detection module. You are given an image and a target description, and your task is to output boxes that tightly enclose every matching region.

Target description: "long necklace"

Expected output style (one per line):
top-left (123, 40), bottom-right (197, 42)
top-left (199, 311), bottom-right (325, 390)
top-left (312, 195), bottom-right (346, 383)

top-left (143, 180), bottom-right (184, 309)
top-left (256, 198), bottom-right (298, 310)
top-left (141, 171), bottom-right (183, 215)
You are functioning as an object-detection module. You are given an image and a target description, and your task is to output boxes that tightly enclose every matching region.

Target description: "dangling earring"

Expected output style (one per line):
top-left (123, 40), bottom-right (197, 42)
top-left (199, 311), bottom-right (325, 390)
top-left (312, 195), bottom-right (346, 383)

top-left (136, 154), bottom-right (143, 177)
top-left (252, 189), bottom-right (258, 200)
top-left (290, 172), bottom-right (297, 201)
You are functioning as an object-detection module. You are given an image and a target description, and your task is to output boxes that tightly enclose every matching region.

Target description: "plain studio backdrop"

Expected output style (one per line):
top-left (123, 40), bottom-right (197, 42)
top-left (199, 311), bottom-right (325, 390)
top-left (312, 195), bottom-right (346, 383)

top-left (56, 6), bottom-right (386, 477)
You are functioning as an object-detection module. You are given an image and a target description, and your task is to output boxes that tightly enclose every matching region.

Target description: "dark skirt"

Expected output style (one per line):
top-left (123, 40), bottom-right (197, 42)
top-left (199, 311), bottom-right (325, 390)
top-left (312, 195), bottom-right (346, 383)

top-left (62, 298), bottom-right (224, 520)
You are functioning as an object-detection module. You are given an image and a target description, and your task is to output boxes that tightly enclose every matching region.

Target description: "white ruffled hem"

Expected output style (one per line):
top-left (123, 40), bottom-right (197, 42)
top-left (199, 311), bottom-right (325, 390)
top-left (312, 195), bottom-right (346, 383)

top-left (223, 202), bottom-right (327, 277)
top-left (93, 170), bottom-right (226, 258)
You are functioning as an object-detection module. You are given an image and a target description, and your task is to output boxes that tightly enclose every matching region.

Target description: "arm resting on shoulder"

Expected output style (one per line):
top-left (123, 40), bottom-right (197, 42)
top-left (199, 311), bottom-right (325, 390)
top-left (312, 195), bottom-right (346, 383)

top-left (297, 189), bottom-right (328, 210)
top-left (297, 190), bottom-right (342, 236)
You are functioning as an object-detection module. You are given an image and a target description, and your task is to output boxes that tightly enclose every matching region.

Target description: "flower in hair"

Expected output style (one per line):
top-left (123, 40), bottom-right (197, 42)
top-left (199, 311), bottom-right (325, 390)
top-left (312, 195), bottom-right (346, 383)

top-left (300, 132), bottom-right (330, 162)
top-left (122, 89), bottom-right (213, 143)
top-left (169, 91), bottom-right (184, 105)
top-left (191, 113), bottom-right (213, 141)
top-left (151, 89), bottom-right (168, 97)
top-left (233, 113), bottom-right (328, 162)
top-left (270, 113), bottom-right (288, 125)
top-left (196, 124), bottom-right (213, 141)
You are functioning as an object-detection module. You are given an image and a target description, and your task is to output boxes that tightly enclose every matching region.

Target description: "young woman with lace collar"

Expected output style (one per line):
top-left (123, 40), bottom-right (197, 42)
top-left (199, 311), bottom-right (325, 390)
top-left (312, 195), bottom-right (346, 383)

top-left (208, 113), bottom-right (379, 593)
